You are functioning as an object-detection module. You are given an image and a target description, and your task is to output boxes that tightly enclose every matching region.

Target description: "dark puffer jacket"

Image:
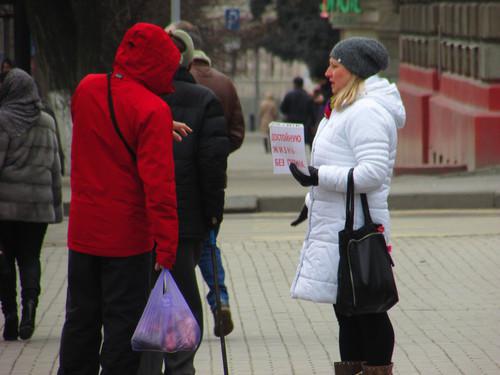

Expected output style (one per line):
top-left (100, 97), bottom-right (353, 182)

top-left (162, 68), bottom-right (229, 239)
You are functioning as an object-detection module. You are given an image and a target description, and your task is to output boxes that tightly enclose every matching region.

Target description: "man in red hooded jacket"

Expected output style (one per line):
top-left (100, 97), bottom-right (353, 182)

top-left (57, 23), bottom-right (180, 375)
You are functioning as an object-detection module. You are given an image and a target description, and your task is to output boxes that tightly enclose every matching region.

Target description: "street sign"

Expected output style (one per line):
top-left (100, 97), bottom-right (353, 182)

top-left (225, 8), bottom-right (240, 31)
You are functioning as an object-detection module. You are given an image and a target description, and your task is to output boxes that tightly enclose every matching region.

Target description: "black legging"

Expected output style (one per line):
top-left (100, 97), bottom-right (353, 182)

top-left (0, 220), bottom-right (48, 314)
top-left (334, 305), bottom-right (394, 366)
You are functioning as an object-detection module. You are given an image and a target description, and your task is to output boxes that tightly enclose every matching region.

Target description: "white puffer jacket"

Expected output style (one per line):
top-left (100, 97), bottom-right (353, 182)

top-left (290, 75), bottom-right (406, 304)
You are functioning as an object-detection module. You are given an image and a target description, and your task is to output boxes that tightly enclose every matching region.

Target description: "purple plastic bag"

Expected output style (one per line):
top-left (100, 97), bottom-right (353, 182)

top-left (131, 269), bottom-right (201, 352)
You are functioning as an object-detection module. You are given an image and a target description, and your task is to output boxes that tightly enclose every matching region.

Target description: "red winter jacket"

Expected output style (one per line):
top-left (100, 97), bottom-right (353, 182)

top-left (68, 23), bottom-right (181, 268)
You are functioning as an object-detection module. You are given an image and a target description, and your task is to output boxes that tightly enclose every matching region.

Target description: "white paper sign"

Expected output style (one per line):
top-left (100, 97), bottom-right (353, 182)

top-left (269, 122), bottom-right (308, 175)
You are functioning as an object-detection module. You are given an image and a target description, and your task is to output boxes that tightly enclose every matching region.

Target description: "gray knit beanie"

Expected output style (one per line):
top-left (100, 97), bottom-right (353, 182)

top-left (330, 37), bottom-right (389, 79)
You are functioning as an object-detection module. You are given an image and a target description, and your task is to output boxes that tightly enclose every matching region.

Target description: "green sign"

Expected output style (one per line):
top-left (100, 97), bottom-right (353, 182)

top-left (320, 0), bottom-right (362, 15)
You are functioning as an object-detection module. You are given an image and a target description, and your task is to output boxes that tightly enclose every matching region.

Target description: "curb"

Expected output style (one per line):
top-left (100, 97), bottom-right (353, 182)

top-left (256, 192), bottom-right (500, 212)
top-left (62, 191), bottom-right (500, 217)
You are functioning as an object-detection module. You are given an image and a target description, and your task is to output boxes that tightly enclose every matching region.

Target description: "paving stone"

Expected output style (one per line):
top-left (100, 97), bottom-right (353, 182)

top-left (1, 216), bottom-right (500, 374)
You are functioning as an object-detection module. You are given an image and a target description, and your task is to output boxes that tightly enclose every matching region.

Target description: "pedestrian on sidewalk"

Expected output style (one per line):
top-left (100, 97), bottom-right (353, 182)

top-left (138, 29), bottom-right (230, 375)
top-left (0, 68), bottom-right (63, 341)
top-left (280, 76), bottom-right (316, 148)
top-left (166, 20), bottom-right (244, 338)
top-left (57, 23), bottom-right (180, 375)
top-left (259, 92), bottom-right (278, 153)
top-left (288, 37), bottom-right (406, 375)
top-left (311, 86), bottom-right (325, 138)
top-left (1, 57), bottom-right (14, 75)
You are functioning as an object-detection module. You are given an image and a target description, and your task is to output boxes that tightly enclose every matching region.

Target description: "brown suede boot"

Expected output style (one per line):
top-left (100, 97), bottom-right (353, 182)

top-left (362, 363), bottom-right (393, 375)
top-left (334, 361), bottom-right (364, 375)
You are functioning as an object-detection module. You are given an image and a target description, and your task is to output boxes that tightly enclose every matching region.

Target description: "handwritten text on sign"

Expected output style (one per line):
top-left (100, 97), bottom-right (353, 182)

top-left (269, 122), bottom-right (308, 175)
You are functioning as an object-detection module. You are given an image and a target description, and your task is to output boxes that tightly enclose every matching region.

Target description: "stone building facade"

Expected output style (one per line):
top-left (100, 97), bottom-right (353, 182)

top-left (397, 0), bottom-right (500, 171)
top-left (324, 0), bottom-right (401, 79)
top-left (202, 1), bottom-right (313, 129)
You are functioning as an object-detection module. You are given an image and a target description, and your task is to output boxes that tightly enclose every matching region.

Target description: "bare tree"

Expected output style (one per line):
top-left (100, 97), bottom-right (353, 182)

top-left (23, 0), bottom-right (169, 93)
top-left (23, 0), bottom-right (259, 92)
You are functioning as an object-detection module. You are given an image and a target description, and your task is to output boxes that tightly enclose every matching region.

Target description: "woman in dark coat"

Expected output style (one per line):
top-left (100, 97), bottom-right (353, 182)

top-left (0, 68), bottom-right (63, 341)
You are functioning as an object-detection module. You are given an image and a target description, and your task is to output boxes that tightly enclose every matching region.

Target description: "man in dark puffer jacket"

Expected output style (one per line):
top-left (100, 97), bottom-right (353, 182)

top-left (147, 30), bottom-right (229, 375)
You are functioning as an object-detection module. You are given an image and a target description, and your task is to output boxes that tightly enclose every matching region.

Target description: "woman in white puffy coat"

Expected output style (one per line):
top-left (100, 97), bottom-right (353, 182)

top-left (288, 38), bottom-right (406, 375)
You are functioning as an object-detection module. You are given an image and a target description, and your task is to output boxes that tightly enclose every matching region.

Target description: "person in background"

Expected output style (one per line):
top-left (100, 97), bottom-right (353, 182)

top-left (166, 20), bottom-right (245, 338)
top-left (280, 76), bottom-right (316, 148)
top-left (259, 91), bottom-right (278, 153)
top-left (189, 50), bottom-right (245, 153)
top-left (1, 58), bottom-right (14, 74)
top-left (0, 68), bottom-right (63, 341)
top-left (318, 76), bottom-right (333, 106)
top-left (57, 23), bottom-right (180, 375)
top-left (311, 86), bottom-right (325, 139)
top-left (0, 56), bottom-right (65, 175)
top-left (288, 37), bottom-right (405, 375)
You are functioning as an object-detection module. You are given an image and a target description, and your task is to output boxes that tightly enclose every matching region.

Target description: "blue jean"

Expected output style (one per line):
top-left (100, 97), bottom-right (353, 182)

top-left (198, 228), bottom-right (229, 311)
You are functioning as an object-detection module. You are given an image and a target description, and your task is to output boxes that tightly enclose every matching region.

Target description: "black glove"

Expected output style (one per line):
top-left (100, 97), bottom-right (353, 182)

top-left (289, 163), bottom-right (318, 187)
top-left (291, 205), bottom-right (308, 226)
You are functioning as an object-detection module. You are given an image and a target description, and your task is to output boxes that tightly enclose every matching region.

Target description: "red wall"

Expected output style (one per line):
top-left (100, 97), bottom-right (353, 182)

top-left (397, 65), bottom-right (438, 166)
top-left (397, 64), bottom-right (500, 171)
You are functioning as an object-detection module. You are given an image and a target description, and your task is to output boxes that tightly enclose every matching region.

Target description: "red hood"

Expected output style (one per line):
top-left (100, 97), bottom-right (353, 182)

top-left (113, 23), bottom-right (180, 95)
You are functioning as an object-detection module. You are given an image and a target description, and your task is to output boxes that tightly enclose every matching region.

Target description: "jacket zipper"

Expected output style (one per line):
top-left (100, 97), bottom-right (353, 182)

top-left (350, 232), bottom-right (383, 244)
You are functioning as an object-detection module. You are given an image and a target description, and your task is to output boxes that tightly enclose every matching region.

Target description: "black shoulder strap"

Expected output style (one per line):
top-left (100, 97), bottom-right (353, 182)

top-left (360, 193), bottom-right (373, 225)
top-left (107, 73), bottom-right (136, 161)
top-left (345, 168), bottom-right (374, 230)
top-left (345, 168), bottom-right (355, 231)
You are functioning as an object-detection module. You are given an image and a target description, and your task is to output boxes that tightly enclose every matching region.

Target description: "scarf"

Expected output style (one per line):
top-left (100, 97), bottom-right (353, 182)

top-left (324, 99), bottom-right (332, 119)
top-left (0, 68), bottom-right (42, 137)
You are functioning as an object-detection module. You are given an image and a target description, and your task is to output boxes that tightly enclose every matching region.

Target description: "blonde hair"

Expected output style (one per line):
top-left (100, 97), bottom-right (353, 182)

top-left (330, 76), bottom-right (365, 111)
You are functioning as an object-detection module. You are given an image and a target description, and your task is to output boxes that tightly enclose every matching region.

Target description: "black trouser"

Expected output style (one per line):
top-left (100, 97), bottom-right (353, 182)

top-left (334, 305), bottom-right (395, 366)
top-left (138, 239), bottom-right (203, 375)
top-left (0, 221), bottom-right (48, 315)
top-left (58, 250), bottom-right (152, 375)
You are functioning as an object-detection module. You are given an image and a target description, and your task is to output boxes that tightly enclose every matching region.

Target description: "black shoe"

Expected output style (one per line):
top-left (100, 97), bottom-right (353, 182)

top-left (3, 313), bottom-right (18, 341)
top-left (213, 304), bottom-right (234, 337)
top-left (19, 300), bottom-right (36, 340)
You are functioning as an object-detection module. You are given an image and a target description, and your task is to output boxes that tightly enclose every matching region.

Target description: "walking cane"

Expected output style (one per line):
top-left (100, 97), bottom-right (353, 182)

top-left (209, 229), bottom-right (229, 375)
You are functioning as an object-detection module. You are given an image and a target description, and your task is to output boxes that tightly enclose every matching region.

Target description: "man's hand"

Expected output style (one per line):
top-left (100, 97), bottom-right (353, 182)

top-left (289, 163), bottom-right (319, 187)
top-left (291, 205), bottom-right (308, 226)
top-left (154, 262), bottom-right (163, 272)
top-left (172, 121), bottom-right (192, 142)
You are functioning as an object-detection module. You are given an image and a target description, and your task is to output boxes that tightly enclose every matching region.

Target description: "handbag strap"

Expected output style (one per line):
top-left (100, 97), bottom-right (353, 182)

top-left (345, 168), bottom-right (355, 231)
top-left (107, 73), bottom-right (136, 161)
top-left (345, 168), bottom-right (374, 231)
top-left (360, 193), bottom-right (374, 225)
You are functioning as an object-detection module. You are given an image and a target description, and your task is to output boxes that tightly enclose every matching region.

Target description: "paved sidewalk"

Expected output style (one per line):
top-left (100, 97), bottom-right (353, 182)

top-left (1, 211), bottom-right (500, 374)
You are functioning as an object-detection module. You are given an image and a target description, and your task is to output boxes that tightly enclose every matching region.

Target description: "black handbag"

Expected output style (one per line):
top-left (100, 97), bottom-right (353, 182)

top-left (336, 168), bottom-right (398, 316)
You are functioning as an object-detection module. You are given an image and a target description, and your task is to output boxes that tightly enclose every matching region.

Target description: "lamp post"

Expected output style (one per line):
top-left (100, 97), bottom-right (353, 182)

top-left (171, 0), bottom-right (180, 23)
